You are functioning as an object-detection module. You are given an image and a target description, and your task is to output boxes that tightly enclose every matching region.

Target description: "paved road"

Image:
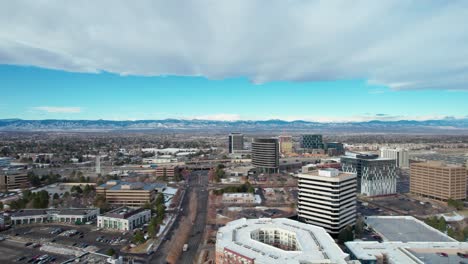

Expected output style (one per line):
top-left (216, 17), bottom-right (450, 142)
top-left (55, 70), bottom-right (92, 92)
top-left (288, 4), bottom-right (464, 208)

top-left (179, 171), bottom-right (208, 264)
top-left (151, 171), bottom-right (208, 264)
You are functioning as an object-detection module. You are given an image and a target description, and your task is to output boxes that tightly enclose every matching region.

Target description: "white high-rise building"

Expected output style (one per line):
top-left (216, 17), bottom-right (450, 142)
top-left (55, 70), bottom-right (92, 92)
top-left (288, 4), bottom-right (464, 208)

top-left (298, 168), bottom-right (357, 234)
top-left (380, 148), bottom-right (409, 168)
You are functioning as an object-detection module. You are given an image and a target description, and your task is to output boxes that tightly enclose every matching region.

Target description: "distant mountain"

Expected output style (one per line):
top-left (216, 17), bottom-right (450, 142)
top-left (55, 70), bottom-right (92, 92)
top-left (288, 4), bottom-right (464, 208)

top-left (0, 118), bottom-right (468, 133)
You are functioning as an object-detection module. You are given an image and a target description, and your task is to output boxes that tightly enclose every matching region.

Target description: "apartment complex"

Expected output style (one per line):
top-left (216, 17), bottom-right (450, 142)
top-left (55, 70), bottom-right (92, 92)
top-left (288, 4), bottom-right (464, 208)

top-left (228, 133), bottom-right (244, 154)
top-left (341, 154), bottom-right (397, 196)
top-left (252, 138), bottom-right (279, 174)
top-left (154, 165), bottom-right (178, 178)
top-left (97, 207), bottom-right (151, 231)
top-left (0, 173), bottom-right (29, 191)
top-left (380, 148), bottom-right (409, 168)
top-left (278, 135), bottom-right (293, 155)
top-left (410, 161), bottom-right (467, 201)
top-left (11, 208), bottom-right (99, 225)
top-left (298, 169), bottom-right (357, 234)
top-left (96, 180), bottom-right (166, 206)
top-left (216, 218), bottom-right (350, 264)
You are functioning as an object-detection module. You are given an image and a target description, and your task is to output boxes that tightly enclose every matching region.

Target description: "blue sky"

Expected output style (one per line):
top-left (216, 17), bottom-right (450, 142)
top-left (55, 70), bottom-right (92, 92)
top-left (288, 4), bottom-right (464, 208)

top-left (1, 1), bottom-right (468, 122)
top-left (1, 65), bottom-right (467, 122)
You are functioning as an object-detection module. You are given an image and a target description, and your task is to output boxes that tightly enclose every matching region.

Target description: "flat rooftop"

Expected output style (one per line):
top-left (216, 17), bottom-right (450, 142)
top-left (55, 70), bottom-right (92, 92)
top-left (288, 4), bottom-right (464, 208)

top-left (346, 241), bottom-right (468, 264)
top-left (366, 216), bottom-right (455, 242)
top-left (101, 206), bottom-right (148, 219)
top-left (11, 208), bottom-right (98, 218)
top-left (216, 218), bottom-right (349, 264)
top-left (99, 180), bottom-right (166, 191)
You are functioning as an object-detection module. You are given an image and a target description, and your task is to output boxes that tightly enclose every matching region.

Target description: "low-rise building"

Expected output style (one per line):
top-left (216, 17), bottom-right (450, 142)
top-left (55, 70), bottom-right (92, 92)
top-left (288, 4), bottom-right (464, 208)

top-left (0, 173), bottom-right (29, 191)
top-left (10, 208), bottom-right (99, 225)
top-left (155, 165), bottom-right (178, 178)
top-left (222, 193), bottom-right (255, 204)
top-left (96, 180), bottom-right (166, 207)
top-left (97, 207), bottom-right (151, 231)
top-left (216, 218), bottom-right (350, 264)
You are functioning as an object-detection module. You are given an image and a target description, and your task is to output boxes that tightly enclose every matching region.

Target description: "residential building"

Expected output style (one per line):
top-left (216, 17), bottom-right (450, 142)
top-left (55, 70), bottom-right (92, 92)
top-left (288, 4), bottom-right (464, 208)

top-left (298, 169), bottom-right (357, 234)
top-left (0, 173), bottom-right (29, 191)
top-left (252, 138), bottom-right (279, 174)
top-left (222, 193), bottom-right (255, 204)
top-left (341, 154), bottom-right (397, 196)
top-left (96, 180), bottom-right (166, 206)
top-left (10, 208), bottom-right (99, 225)
top-left (216, 218), bottom-right (350, 264)
top-left (97, 207), bottom-right (151, 231)
top-left (228, 133), bottom-right (244, 154)
top-left (380, 148), bottom-right (409, 168)
top-left (278, 135), bottom-right (293, 155)
top-left (155, 165), bottom-right (178, 178)
top-left (410, 161), bottom-right (466, 201)
top-left (301, 134), bottom-right (324, 150)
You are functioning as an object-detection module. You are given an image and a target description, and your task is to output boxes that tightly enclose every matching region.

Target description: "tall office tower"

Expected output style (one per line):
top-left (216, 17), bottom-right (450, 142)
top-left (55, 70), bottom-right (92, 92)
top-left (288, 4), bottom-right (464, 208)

top-left (301, 134), bottom-right (324, 150)
top-left (298, 168), bottom-right (357, 234)
top-left (228, 133), bottom-right (244, 154)
top-left (380, 148), bottom-right (409, 168)
top-left (252, 138), bottom-right (279, 174)
top-left (341, 154), bottom-right (397, 196)
top-left (278, 135), bottom-right (293, 155)
top-left (325, 142), bottom-right (345, 156)
top-left (410, 161), bottom-right (467, 201)
top-left (95, 155), bottom-right (101, 174)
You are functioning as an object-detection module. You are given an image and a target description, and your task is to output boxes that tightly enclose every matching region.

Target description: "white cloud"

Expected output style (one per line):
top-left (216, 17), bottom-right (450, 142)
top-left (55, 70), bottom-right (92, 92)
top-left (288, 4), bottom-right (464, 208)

top-left (0, 1), bottom-right (468, 90)
top-left (33, 106), bottom-right (81, 113)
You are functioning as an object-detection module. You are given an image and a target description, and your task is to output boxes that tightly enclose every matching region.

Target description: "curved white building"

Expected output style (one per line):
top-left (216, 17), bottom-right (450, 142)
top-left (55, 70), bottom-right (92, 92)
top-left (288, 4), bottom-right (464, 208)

top-left (216, 218), bottom-right (350, 264)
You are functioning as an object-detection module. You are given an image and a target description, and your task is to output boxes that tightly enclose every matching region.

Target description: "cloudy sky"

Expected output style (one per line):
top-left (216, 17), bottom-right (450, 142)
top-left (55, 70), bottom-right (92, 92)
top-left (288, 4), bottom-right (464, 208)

top-left (1, 0), bottom-right (467, 121)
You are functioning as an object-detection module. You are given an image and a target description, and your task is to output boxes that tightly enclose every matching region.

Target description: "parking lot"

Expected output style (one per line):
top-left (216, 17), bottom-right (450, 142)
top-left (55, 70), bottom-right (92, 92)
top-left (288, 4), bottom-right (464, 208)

top-left (0, 239), bottom-right (71, 263)
top-left (2, 223), bottom-right (134, 261)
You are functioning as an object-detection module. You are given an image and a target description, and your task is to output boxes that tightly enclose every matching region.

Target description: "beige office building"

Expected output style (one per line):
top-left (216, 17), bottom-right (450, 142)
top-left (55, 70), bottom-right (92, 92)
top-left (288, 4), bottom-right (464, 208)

top-left (410, 161), bottom-right (467, 201)
top-left (0, 173), bottom-right (29, 191)
top-left (279, 135), bottom-right (293, 155)
top-left (96, 180), bottom-right (166, 206)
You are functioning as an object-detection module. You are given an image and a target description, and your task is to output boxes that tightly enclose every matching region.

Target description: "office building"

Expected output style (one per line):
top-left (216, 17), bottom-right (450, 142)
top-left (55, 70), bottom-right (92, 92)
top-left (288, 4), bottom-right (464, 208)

top-left (325, 142), bottom-right (345, 156)
top-left (301, 134), bottom-right (324, 150)
top-left (0, 157), bottom-right (11, 167)
top-left (252, 138), bottom-right (279, 174)
top-left (216, 218), bottom-right (350, 264)
top-left (380, 148), bottom-right (409, 168)
top-left (11, 208), bottom-right (99, 225)
top-left (0, 173), bottom-right (29, 191)
top-left (346, 216), bottom-right (464, 264)
top-left (341, 154), bottom-right (397, 196)
top-left (228, 133), bottom-right (244, 154)
top-left (278, 135), bottom-right (293, 155)
top-left (155, 165), bottom-right (178, 178)
top-left (97, 207), bottom-right (151, 231)
top-left (96, 180), bottom-right (166, 206)
top-left (410, 161), bottom-right (466, 201)
top-left (298, 169), bottom-right (357, 234)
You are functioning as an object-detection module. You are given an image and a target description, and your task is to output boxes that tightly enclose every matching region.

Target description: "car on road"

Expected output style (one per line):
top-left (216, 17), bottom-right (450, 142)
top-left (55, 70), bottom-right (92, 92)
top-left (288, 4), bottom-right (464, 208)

top-left (458, 252), bottom-right (468, 258)
top-left (15, 256), bottom-right (26, 261)
top-left (437, 252), bottom-right (448, 257)
top-left (25, 242), bottom-right (33, 247)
